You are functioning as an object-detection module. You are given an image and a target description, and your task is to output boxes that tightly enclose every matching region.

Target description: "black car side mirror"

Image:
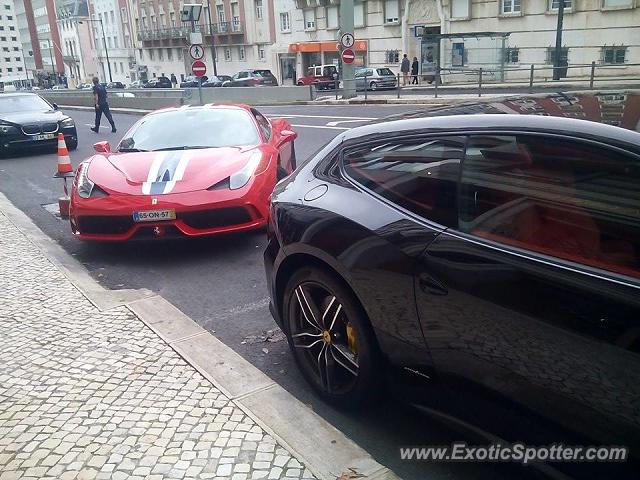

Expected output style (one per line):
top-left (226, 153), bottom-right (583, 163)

top-left (52, 103), bottom-right (59, 110)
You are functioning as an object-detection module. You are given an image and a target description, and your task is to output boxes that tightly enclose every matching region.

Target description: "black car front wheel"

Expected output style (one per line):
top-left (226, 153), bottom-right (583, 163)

top-left (283, 267), bottom-right (382, 408)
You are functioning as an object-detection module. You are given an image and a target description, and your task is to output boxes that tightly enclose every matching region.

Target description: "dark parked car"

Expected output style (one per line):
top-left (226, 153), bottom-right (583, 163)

top-left (180, 75), bottom-right (207, 88)
top-left (106, 81), bottom-right (126, 89)
top-left (143, 76), bottom-right (172, 88)
top-left (202, 75), bottom-right (232, 87)
top-left (224, 69), bottom-right (278, 87)
top-left (265, 93), bottom-right (640, 473)
top-left (0, 93), bottom-right (77, 155)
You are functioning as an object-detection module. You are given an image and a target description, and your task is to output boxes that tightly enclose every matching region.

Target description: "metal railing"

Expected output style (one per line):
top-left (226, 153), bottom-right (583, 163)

top-left (308, 62), bottom-right (640, 101)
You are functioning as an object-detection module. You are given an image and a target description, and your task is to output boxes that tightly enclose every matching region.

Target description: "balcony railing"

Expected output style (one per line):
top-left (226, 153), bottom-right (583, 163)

top-left (137, 21), bottom-right (243, 41)
top-left (208, 21), bottom-right (243, 34)
top-left (137, 26), bottom-right (192, 41)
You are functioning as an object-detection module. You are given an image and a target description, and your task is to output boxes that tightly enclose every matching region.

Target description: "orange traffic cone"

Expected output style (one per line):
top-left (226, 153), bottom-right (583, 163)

top-left (57, 133), bottom-right (73, 174)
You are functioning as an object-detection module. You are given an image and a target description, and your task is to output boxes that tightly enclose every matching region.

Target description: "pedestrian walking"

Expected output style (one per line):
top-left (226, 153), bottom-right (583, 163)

top-left (170, 73), bottom-right (178, 88)
top-left (90, 77), bottom-right (116, 134)
top-left (401, 54), bottom-right (410, 86)
top-left (411, 57), bottom-right (419, 85)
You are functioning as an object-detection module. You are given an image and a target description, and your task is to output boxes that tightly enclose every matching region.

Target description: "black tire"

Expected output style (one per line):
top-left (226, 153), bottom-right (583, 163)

top-left (283, 266), bottom-right (382, 408)
top-left (67, 139), bottom-right (78, 151)
top-left (369, 81), bottom-right (378, 91)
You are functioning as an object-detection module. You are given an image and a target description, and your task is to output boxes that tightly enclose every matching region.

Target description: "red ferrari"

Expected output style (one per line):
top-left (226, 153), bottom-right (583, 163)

top-left (69, 104), bottom-right (297, 241)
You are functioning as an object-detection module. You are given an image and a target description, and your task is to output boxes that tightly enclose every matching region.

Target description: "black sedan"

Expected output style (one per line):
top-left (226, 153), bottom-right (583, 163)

top-left (106, 81), bottom-right (126, 89)
top-left (202, 75), bottom-right (232, 87)
top-left (143, 77), bottom-right (172, 88)
top-left (0, 93), bottom-right (77, 155)
top-left (265, 93), bottom-right (640, 473)
top-left (179, 75), bottom-right (207, 88)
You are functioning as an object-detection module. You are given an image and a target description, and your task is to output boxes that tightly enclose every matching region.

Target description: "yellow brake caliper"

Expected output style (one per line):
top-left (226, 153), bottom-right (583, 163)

top-left (346, 322), bottom-right (357, 355)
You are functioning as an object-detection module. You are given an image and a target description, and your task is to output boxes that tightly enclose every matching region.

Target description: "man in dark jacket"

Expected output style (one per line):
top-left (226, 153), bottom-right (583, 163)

top-left (411, 57), bottom-right (419, 84)
top-left (90, 77), bottom-right (116, 133)
top-left (400, 54), bottom-right (410, 86)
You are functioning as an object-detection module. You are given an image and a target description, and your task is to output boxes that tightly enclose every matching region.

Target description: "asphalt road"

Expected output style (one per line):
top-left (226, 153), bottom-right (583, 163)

top-left (0, 105), bottom-right (544, 480)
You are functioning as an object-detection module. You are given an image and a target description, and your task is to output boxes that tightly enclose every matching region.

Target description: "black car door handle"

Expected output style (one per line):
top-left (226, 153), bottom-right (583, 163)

top-left (418, 273), bottom-right (448, 296)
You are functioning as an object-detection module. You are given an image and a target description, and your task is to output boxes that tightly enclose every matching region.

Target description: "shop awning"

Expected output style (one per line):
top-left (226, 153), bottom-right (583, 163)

top-left (288, 40), bottom-right (368, 53)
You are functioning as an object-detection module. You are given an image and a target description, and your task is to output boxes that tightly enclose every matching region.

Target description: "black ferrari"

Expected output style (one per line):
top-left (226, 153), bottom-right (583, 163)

top-left (0, 92), bottom-right (77, 155)
top-left (265, 92), bottom-right (640, 475)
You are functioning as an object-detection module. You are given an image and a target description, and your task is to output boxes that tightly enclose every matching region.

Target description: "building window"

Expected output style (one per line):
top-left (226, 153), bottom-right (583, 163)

top-left (7, 67), bottom-right (12, 72)
top-left (12, 47), bottom-right (18, 51)
top-left (4, 5), bottom-right (10, 10)
top-left (452, 42), bottom-right (465, 66)
top-left (501, 0), bottom-right (521, 13)
top-left (384, 0), bottom-right (399, 23)
top-left (354, 1), bottom-right (366, 27)
top-left (603, 0), bottom-right (632, 7)
top-left (549, 0), bottom-right (572, 9)
top-left (255, 0), bottom-right (263, 20)
top-left (120, 62), bottom-right (124, 72)
top-left (1, 47), bottom-right (7, 52)
top-left (17, 67), bottom-right (22, 72)
top-left (303, 9), bottom-right (315, 30)
top-left (14, 56), bottom-right (19, 62)
top-left (0, 37), bottom-right (4, 41)
top-left (225, 48), bottom-right (231, 61)
top-left (258, 46), bottom-right (265, 60)
top-left (167, 48), bottom-right (172, 60)
top-left (9, 26), bottom-right (13, 31)
top-left (504, 47), bottom-right (519, 63)
top-left (603, 46), bottom-right (626, 64)
top-left (6, 14), bottom-right (11, 19)
top-left (149, 49), bottom-right (154, 60)
top-left (326, 6), bottom-right (339, 29)
top-left (177, 48), bottom-right (183, 59)
top-left (451, 0), bottom-right (470, 18)
top-left (239, 46), bottom-right (245, 60)
top-left (386, 50), bottom-right (399, 64)
top-left (279, 12), bottom-right (290, 32)
top-left (10, 36), bottom-right (15, 41)
top-left (546, 47), bottom-right (568, 64)
top-left (158, 48), bottom-right (163, 60)
top-left (216, 4), bottom-right (225, 23)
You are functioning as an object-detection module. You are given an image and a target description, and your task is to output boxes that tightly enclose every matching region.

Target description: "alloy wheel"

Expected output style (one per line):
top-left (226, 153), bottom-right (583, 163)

top-left (289, 282), bottom-right (359, 395)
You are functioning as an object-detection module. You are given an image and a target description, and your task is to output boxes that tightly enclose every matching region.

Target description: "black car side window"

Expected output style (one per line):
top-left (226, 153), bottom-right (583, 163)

top-left (343, 136), bottom-right (465, 227)
top-left (459, 134), bottom-right (640, 280)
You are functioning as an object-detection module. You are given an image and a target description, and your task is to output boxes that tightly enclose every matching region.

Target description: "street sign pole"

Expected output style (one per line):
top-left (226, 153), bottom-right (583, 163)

top-left (339, 0), bottom-right (355, 99)
top-left (188, 17), bottom-right (203, 105)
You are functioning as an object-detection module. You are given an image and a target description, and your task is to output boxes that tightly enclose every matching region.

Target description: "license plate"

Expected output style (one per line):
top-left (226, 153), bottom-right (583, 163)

top-left (35, 133), bottom-right (55, 141)
top-left (133, 209), bottom-right (176, 222)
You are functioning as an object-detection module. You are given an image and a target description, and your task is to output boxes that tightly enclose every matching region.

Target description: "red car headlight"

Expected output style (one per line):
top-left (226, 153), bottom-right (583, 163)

top-left (229, 151), bottom-right (265, 190)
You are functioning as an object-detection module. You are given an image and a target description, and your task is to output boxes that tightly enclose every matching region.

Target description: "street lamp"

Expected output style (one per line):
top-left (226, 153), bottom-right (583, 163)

top-left (205, 0), bottom-right (218, 76)
top-left (553, 0), bottom-right (566, 81)
top-left (79, 17), bottom-right (113, 82)
top-left (22, 50), bottom-right (33, 88)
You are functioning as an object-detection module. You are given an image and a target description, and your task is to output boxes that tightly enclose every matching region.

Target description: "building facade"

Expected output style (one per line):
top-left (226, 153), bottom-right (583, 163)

top-left (128, 0), bottom-right (277, 83)
top-left (88, 0), bottom-right (135, 84)
top-left (437, 0), bottom-right (640, 82)
top-left (270, 0), bottom-right (639, 84)
top-left (0, 0), bottom-right (28, 84)
top-left (56, 0), bottom-right (98, 87)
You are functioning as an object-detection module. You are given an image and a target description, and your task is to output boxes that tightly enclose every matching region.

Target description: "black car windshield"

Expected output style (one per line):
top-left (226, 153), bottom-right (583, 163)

top-left (119, 108), bottom-right (260, 151)
top-left (377, 68), bottom-right (394, 76)
top-left (0, 95), bottom-right (52, 113)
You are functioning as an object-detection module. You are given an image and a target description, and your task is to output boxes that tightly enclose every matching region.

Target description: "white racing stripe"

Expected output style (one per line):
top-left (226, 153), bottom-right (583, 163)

top-left (162, 152), bottom-right (191, 194)
top-left (142, 153), bottom-right (167, 195)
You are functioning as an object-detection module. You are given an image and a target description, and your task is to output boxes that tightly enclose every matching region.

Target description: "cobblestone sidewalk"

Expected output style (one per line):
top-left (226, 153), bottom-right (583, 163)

top-left (0, 211), bottom-right (315, 480)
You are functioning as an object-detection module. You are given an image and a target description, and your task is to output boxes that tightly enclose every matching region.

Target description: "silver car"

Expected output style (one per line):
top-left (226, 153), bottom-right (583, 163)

top-left (355, 67), bottom-right (398, 91)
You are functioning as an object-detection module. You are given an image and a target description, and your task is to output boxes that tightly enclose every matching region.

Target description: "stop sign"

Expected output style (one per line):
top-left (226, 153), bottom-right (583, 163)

top-left (191, 60), bottom-right (207, 77)
top-left (341, 49), bottom-right (355, 64)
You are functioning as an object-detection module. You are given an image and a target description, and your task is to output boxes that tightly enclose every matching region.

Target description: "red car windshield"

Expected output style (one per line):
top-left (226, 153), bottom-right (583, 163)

top-left (118, 108), bottom-right (261, 152)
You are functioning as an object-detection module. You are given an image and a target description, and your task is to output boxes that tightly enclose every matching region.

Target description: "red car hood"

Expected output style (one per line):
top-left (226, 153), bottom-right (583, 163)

top-left (87, 147), bottom-right (258, 195)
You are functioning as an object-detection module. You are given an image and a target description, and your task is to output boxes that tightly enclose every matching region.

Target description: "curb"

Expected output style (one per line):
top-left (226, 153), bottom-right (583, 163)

top-left (0, 192), bottom-right (400, 480)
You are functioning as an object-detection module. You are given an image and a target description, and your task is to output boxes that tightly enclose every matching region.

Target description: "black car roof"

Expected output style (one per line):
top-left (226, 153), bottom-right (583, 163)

top-left (346, 91), bottom-right (640, 147)
top-left (0, 92), bottom-right (38, 98)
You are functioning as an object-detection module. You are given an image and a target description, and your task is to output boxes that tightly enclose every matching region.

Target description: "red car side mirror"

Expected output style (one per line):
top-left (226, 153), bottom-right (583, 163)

top-left (93, 141), bottom-right (111, 153)
top-left (280, 130), bottom-right (298, 142)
